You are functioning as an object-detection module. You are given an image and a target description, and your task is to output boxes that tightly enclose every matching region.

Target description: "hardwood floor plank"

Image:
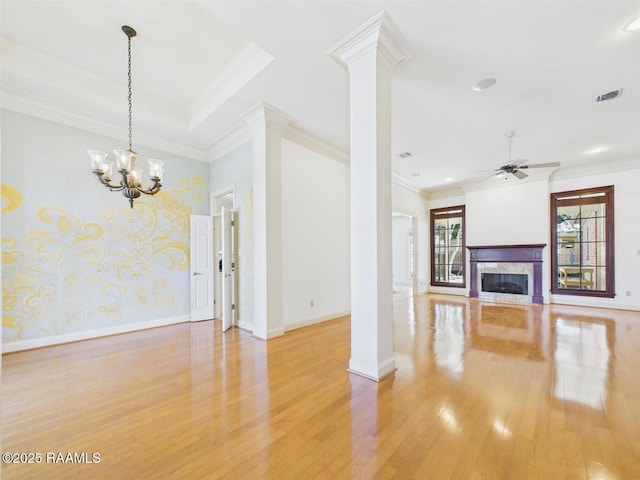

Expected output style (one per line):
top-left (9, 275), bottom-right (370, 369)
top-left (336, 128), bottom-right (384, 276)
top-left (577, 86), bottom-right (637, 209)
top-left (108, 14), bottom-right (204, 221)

top-left (3, 295), bottom-right (640, 479)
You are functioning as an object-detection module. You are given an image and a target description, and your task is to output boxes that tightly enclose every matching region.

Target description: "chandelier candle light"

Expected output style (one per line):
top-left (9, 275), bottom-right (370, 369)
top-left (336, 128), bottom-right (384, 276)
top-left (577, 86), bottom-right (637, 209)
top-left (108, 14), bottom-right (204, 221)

top-left (88, 25), bottom-right (164, 208)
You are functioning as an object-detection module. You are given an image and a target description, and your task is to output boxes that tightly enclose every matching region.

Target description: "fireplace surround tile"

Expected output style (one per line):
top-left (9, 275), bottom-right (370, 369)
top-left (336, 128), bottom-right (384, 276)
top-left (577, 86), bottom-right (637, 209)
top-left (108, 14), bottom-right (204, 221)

top-left (467, 244), bottom-right (546, 304)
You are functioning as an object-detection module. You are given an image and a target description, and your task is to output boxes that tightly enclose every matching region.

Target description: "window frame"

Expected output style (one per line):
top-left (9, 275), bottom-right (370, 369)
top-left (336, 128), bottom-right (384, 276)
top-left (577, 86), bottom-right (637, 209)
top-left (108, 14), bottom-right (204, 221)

top-left (550, 185), bottom-right (615, 298)
top-left (430, 205), bottom-right (466, 288)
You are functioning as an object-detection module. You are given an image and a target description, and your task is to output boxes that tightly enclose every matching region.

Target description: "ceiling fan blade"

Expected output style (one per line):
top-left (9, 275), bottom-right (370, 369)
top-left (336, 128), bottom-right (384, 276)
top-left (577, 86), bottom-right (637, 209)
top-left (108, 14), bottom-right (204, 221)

top-left (513, 170), bottom-right (528, 179)
top-left (520, 162), bottom-right (561, 169)
top-left (473, 171), bottom-right (502, 183)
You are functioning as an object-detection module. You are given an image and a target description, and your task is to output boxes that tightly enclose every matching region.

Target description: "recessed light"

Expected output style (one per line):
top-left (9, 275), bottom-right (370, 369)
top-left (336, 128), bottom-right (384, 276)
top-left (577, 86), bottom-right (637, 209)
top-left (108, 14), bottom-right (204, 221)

top-left (444, 177), bottom-right (453, 183)
top-left (472, 78), bottom-right (496, 91)
top-left (584, 146), bottom-right (610, 155)
top-left (623, 16), bottom-right (640, 32)
top-left (411, 172), bottom-right (422, 177)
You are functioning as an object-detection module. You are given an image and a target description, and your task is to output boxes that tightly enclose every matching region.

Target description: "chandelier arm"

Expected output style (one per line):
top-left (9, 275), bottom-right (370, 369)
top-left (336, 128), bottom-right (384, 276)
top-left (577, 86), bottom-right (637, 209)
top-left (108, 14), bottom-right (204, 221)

top-left (137, 179), bottom-right (163, 196)
top-left (92, 171), bottom-right (126, 191)
top-left (104, 184), bottom-right (127, 192)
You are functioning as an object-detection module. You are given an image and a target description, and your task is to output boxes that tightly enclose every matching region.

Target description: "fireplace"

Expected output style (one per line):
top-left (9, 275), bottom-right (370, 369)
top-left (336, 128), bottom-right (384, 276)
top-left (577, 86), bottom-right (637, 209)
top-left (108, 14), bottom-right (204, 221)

top-left (467, 244), bottom-right (545, 304)
top-left (482, 273), bottom-right (528, 295)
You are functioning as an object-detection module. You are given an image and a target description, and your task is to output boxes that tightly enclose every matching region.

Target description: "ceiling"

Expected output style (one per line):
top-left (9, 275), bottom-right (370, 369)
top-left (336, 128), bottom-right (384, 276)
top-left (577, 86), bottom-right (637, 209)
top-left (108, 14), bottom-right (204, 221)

top-left (2, 1), bottom-right (639, 193)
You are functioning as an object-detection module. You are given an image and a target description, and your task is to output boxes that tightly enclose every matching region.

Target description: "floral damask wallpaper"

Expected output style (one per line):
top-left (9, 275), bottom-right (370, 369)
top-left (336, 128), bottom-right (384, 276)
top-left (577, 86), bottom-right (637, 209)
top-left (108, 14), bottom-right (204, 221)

top-left (2, 110), bottom-right (210, 344)
top-left (2, 177), bottom-right (203, 342)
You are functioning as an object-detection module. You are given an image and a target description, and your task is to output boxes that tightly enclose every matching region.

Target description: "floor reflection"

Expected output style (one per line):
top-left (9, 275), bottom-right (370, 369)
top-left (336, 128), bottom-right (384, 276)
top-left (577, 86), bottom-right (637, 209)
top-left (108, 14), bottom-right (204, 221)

top-left (469, 303), bottom-right (544, 361)
top-left (3, 293), bottom-right (638, 479)
top-left (432, 303), bottom-right (465, 378)
top-left (552, 315), bottom-right (614, 410)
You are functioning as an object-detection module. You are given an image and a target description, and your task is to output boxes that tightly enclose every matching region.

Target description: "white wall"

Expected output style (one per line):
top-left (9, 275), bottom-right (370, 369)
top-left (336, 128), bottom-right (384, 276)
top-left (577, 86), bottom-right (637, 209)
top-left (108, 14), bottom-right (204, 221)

top-left (466, 180), bottom-right (550, 246)
top-left (281, 139), bottom-right (350, 330)
top-left (391, 184), bottom-right (428, 294)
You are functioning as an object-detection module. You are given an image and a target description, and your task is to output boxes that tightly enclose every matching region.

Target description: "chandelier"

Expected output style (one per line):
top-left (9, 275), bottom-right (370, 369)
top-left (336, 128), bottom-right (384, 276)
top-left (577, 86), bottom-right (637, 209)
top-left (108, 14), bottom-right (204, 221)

top-left (88, 26), bottom-right (164, 208)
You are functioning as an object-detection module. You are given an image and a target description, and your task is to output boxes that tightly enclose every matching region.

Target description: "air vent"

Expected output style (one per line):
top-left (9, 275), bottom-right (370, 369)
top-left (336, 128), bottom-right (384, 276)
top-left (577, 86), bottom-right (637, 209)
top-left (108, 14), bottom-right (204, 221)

top-left (594, 89), bottom-right (623, 103)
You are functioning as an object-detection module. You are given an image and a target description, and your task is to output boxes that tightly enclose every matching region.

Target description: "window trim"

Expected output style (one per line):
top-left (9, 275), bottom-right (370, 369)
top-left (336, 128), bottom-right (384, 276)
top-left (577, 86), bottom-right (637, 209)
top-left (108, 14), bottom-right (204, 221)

top-left (430, 205), bottom-right (466, 288)
top-left (550, 185), bottom-right (615, 298)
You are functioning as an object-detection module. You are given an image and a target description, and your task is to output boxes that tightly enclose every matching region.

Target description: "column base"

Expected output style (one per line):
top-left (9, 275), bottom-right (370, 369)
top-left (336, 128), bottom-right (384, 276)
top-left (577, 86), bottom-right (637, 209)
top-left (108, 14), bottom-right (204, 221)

top-left (252, 326), bottom-right (285, 341)
top-left (348, 356), bottom-right (396, 382)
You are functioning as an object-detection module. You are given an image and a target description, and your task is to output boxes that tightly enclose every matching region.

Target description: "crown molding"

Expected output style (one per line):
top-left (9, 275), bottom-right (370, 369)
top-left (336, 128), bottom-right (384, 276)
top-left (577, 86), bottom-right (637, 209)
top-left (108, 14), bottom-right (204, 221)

top-left (462, 171), bottom-right (553, 193)
top-left (1, 37), bottom-right (207, 161)
top-left (1, 86), bottom-right (207, 162)
top-left (240, 101), bottom-right (296, 128)
top-left (423, 157), bottom-right (640, 198)
top-left (283, 124), bottom-right (350, 164)
top-left (210, 103), bottom-right (350, 164)
top-left (423, 186), bottom-right (466, 201)
top-left (327, 10), bottom-right (411, 72)
top-left (550, 157), bottom-right (640, 181)
top-left (1, 37), bottom-right (186, 127)
top-left (391, 173), bottom-right (422, 194)
top-left (206, 122), bottom-right (253, 162)
top-left (188, 42), bottom-right (274, 131)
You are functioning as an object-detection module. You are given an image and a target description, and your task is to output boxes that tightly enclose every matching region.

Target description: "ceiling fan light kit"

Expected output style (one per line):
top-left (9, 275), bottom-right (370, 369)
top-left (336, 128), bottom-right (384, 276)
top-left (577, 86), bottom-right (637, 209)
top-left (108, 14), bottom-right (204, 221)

top-left (494, 131), bottom-right (560, 180)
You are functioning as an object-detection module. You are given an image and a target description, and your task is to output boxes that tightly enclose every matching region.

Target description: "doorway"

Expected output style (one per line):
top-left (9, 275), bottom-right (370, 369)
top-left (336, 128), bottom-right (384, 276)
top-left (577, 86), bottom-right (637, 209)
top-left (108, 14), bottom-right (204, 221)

top-left (392, 211), bottom-right (418, 301)
top-left (211, 186), bottom-right (238, 328)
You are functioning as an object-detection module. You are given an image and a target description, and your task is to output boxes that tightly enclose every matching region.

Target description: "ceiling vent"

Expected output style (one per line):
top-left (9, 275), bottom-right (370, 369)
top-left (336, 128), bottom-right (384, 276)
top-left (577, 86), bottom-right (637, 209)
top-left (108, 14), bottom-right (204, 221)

top-left (594, 89), bottom-right (623, 103)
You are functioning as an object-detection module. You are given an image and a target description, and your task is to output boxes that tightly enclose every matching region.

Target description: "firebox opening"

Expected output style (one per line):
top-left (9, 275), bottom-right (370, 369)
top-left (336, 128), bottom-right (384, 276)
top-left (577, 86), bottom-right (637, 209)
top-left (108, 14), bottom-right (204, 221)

top-left (481, 273), bottom-right (528, 295)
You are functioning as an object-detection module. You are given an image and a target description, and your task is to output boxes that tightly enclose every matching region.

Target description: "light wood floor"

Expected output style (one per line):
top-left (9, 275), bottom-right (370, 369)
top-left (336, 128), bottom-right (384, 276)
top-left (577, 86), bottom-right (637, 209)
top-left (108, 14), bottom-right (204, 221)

top-left (2, 295), bottom-right (640, 479)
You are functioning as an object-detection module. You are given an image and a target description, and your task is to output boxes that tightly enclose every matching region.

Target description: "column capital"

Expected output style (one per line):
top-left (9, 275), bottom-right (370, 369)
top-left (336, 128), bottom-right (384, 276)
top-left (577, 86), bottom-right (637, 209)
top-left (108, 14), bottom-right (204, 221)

top-left (240, 101), bottom-right (296, 129)
top-left (327, 10), bottom-right (411, 72)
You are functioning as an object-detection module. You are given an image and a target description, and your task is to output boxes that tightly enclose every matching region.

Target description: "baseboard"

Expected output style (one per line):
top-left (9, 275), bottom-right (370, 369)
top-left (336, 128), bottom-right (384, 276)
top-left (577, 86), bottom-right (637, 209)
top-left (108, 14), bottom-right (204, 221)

top-left (348, 356), bottom-right (396, 382)
top-left (284, 310), bottom-right (351, 332)
top-left (427, 286), bottom-right (468, 296)
top-left (235, 322), bottom-right (254, 334)
top-left (549, 296), bottom-right (640, 312)
top-left (2, 315), bottom-right (189, 353)
top-left (252, 326), bottom-right (285, 341)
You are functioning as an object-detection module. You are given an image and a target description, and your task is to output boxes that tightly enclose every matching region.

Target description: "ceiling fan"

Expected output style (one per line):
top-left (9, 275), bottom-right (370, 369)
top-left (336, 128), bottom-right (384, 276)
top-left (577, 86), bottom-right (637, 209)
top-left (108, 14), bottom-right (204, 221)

top-left (494, 132), bottom-right (560, 179)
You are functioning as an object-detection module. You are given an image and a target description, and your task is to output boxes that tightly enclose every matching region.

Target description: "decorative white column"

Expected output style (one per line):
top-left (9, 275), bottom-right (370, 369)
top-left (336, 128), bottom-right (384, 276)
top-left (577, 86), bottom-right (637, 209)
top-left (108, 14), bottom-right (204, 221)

top-left (242, 102), bottom-right (295, 340)
top-left (328, 11), bottom-right (410, 381)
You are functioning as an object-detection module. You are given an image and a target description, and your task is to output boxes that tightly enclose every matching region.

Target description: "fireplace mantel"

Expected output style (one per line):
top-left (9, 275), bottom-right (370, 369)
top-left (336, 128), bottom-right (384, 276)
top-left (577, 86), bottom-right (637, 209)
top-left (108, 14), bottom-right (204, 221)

top-left (467, 244), bottom-right (546, 304)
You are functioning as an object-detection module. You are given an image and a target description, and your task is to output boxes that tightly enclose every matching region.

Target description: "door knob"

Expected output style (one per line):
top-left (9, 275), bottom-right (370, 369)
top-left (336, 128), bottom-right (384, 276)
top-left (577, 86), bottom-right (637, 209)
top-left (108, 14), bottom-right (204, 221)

top-left (193, 272), bottom-right (203, 276)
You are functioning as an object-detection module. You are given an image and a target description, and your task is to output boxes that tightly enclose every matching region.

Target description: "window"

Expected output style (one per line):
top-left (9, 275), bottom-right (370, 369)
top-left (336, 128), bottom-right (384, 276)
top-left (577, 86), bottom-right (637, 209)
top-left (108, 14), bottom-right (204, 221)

top-left (430, 205), bottom-right (465, 287)
top-left (550, 186), bottom-right (614, 297)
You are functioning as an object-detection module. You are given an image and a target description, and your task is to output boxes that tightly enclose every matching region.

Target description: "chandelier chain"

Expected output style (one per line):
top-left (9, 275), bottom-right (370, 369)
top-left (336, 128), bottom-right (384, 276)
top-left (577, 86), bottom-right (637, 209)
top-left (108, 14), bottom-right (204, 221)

top-left (127, 33), bottom-right (133, 152)
top-left (88, 25), bottom-right (163, 209)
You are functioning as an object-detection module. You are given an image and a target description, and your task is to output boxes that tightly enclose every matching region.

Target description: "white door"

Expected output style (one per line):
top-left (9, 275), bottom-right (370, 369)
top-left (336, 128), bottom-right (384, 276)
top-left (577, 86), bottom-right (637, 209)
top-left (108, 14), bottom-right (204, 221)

top-left (220, 207), bottom-right (233, 331)
top-left (190, 215), bottom-right (214, 322)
